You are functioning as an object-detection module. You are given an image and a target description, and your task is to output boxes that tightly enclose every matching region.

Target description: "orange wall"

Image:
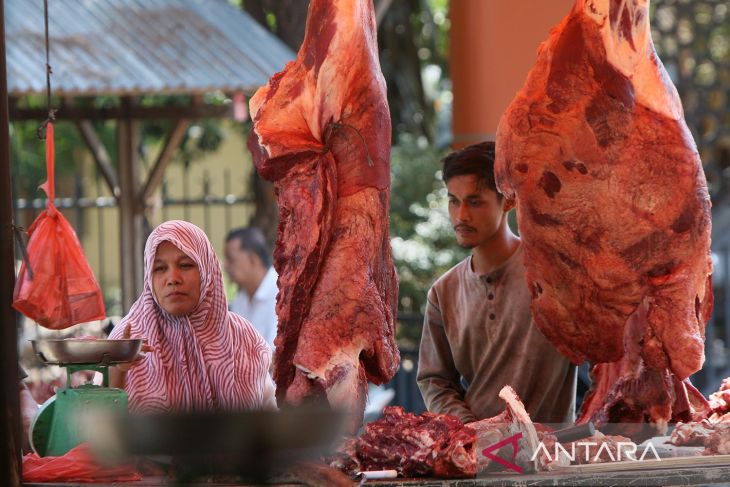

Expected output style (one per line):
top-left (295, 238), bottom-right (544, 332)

top-left (450, 0), bottom-right (574, 148)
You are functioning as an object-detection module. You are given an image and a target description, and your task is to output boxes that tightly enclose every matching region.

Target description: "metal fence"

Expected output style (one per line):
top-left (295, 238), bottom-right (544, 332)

top-left (12, 165), bottom-right (256, 316)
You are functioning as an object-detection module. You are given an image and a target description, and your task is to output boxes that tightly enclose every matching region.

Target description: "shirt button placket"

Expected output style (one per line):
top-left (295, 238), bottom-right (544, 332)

top-left (485, 276), bottom-right (496, 320)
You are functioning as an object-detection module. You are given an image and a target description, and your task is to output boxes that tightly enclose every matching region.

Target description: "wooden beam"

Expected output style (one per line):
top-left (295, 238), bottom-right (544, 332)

top-left (140, 118), bottom-right (189, 201)
top-left (76, 120), bottom-right (120, 198)
top-left (117, 97), bottom-right (144, 311)
top-left (0, 0), bottom-right (22, 483)
top-left (10, 103), bottom-right (234, 121)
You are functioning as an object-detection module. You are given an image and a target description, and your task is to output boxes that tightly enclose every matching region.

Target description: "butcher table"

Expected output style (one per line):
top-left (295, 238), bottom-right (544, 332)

top-left (21, 454), bottom-right (730, 487)
top-left (367, 464), bottom-right (730, 486)
top-left (19, 462), bottom-right (730, 487)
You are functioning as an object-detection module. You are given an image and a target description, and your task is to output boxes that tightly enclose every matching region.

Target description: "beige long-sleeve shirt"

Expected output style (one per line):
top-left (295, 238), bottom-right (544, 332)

top-left (417, 244), bottom-right (576, 424)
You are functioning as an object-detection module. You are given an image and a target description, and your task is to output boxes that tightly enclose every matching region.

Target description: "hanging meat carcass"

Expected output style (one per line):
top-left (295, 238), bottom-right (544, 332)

top-left (248, 0), bottom-right (399, 432)
top-left (495, 0), bottom-right (713, 439)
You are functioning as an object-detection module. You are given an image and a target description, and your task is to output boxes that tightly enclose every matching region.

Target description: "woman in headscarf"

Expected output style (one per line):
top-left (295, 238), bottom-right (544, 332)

top-left (109, 220), bottom-right (276, 413)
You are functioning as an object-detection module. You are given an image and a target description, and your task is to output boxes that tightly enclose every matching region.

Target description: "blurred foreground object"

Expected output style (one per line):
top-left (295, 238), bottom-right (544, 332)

top-left (22, 443), bottom-right (140, 483)
top-left (91, 407), bottom-right (346, 482)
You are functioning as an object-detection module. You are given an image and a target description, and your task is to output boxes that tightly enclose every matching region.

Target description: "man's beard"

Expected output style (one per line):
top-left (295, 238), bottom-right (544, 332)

top-left (455, 237), bottom-right (476, 250)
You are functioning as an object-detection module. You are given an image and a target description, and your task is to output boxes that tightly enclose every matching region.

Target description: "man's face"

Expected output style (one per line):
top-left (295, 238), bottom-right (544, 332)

top-left (224, 238), bottom-right (256, 288)
top-left (446, 174), bottom-right (509, 249)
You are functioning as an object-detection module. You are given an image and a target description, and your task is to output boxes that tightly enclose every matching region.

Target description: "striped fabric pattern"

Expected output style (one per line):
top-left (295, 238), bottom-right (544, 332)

top-left (110, 220), bottom-right (273, 413)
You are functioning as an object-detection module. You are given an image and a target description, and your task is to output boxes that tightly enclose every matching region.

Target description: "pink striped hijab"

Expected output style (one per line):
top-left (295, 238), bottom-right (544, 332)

top-left (110, 220), bottom-right (274, 413)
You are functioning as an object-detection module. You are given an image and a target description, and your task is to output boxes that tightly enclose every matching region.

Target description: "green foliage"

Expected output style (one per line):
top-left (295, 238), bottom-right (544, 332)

top-left (265, 11), bottom-right (278, 31)
top-left (10, 120), bottom-right (84, 199)
top-left (177, 121), bottom-right (224, 166)
top-left (382, 0), bottom-right (456, 346)
top-left (389, 134), bottom-right (468, 345)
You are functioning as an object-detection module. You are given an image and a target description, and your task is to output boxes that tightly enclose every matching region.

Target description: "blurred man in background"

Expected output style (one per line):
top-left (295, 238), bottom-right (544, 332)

top-left (224, 227), bottom-right (278, 348)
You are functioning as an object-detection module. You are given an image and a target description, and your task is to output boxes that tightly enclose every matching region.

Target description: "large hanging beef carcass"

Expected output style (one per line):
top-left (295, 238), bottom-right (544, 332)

top-left (495, 0), bottom-right (713, 438)
top-left (248, 0), bottom-right (399, 431)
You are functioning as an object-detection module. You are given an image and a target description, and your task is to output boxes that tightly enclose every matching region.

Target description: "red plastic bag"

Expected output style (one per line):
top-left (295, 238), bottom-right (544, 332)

top-left (22, 443), bottom-right (142, 482)
top-left (13, 122), bottom-right (106, 329)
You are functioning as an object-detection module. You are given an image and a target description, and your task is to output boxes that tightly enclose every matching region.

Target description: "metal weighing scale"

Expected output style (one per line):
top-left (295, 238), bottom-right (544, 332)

top-left (29, 338), bottom-right (142, 457)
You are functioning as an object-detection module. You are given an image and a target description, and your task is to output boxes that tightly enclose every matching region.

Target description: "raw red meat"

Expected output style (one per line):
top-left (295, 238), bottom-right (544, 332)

top-left (326, 438), bottom-right (360, 478)
top-left (703, 424), bottom-right (730, 455)
top-left (667, 420), bottom-right (714, 447)
top-left (709, 378), bottom-right (730, 415)
top-left (334, 386), bottom-right (555, 478)
top-left (248, 0), bottom-right (399, 431)
top-left (712, 413), bottom-right (730, 424)
top-left (495, 0), bottom-right (713, 437)
top-left (355, 406), bottom-right (477, 478)
top-left (577, 302), bottom-right (710, 440)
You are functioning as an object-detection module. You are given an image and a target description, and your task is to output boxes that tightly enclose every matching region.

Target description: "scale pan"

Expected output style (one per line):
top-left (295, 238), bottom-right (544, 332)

top-left (31, 339), bottom-right (142, 365)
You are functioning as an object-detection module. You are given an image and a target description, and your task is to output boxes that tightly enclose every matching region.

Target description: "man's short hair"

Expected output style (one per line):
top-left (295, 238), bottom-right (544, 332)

top-left (441, 141), bottom-right (499, 196)
top-left (226, 227), bottom-right (272, 268)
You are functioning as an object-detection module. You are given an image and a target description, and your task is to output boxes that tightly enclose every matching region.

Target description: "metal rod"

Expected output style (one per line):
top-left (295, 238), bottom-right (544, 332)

top-left (183, 161), bottom-right (190, 222)
top-left (96, 173), bottom-right (105, 301)
top-left (162, 181), bottom-right (169, 222)
top-left (13, 195), bottom-right (255, 210)
top-left (224, 168), bottom-right (232, 231)
top-left (74, 174), bottom-right (84, 236)
top-left (203, 170), bottom-right (211, 236)
top-left (0, 0), bottom-right (23, 481)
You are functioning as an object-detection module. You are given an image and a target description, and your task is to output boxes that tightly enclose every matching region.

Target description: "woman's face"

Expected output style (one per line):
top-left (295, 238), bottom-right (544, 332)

top-left (151, 241), bottom-right (202, 316)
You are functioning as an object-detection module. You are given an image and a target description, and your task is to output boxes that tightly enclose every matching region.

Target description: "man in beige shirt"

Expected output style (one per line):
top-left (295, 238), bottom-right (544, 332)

top-left (417, 142), bottom-right (576, 425)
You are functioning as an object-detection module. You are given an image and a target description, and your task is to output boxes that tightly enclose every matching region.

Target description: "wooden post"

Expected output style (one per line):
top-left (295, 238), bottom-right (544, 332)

top-left (0, 0), bottom-right (22, 482)
top-left (76, 120), bottom-right (120, 198)
top-left (450, 0), bottom-right (573, 148)
top-left (117, 97), bottom-right (144, 311)
top-left (140, 118), bottom-right (189, 201)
